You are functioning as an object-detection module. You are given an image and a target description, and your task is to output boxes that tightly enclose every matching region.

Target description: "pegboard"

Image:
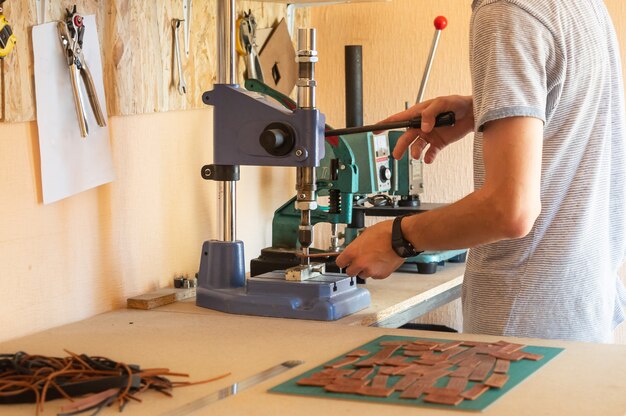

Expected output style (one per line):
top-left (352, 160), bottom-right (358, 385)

top-left (0, 0), bottom-right (310, 122)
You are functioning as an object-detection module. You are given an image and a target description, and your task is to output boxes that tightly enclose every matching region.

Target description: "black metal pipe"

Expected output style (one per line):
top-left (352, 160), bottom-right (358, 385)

top-left (345, 45), bottom-right (363, 128)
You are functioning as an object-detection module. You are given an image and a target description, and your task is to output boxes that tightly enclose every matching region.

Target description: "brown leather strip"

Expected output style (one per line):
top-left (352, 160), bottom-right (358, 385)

top-left (449, 366), bottom-right (474, 378)
top-left (425, 386), bottom-right (465, 396)
top-left (331, 377), bottom-right (370, 387)
top-left (319, 369), bottom-right (354, 378)
top-left (399, 382), bottom-right (429, 399)
top-left (469, 356), bottom-right (495, 382)
top-left (489, 351), bottom-right (525, 361)
top-left (403, 344), bottom-right (436, 351)
top-left (349, 368), bottom-right (374, 380)
top-left (370, 375), bottom-right (389, 389)
top-left (324, 383), bottom-right (363, 394)
top-left (497, 342), bottom-right (525, 353)
top-left (446, 376), bottom-right (468, 392)
top-left (359, 386), bottom-right (395, 397)
top-left (439, 346), bottom-right (468, 360)
top-left (420, 369), bottom-right (452, 382)
top-left (460, 383), bottom-right (489, 400)
top-left (484, 373), bottom-right (509, 389)
top-left (433, 341), bottom-right (462, 352)
top-left (423, 393), bottom-right (464, 406)
top-left (493, 359), bottom-right (510, 374)
top-left (521, 352), bottom-right (544, 361)
top-left (448, 350), bottom-right (477, 365)
top-left (297, 377), bottom-right (335, 387)
top-left (381, 356), bottom-right (412, 367)
top-left (377, 366), bottom-right (404, 376)
top-left (393, 374), bottom-right (420, 391)
top-left (380, 341), bottom-right (410, 346)
top-left (346, 350), bottom-right (371, 357)
top-left (403, 350), bottom-right (427, 357)
top-left (356, 346), bottom-right (401, 367)
top-left (324, 356), bottom-right (360, 369)
top-left (410, 340), bottom-right (440, 347)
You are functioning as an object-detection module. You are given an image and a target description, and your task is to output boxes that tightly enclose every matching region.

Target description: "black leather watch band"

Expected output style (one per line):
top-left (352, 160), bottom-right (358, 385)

top-left (391, 215), bottom-right (420, 258)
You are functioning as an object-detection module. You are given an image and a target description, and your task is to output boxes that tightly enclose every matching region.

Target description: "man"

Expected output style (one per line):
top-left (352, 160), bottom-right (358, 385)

top-left (335, 0), bottom-right (626, 343)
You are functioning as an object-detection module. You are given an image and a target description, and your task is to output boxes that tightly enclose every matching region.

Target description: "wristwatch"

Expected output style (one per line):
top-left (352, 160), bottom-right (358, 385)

top-left (391, 215), bottom-right (421, 258)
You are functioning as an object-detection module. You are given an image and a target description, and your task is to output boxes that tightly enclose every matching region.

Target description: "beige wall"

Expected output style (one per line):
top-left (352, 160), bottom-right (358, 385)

top-left (0, 110), bottom-right (294, 342)
top-left (312, 0), bottom-right (626, 343)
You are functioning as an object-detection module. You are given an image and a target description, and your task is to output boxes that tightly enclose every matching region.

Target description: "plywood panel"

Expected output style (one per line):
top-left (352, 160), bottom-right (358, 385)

top-left (1, 1), bottom-right (309, 122)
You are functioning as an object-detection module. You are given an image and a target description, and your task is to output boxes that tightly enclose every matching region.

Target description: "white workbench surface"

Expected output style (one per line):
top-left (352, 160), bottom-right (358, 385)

top-left (0, 309), bottom-right (625, 415)
top-left (157, 262), bottom-right (465, 328)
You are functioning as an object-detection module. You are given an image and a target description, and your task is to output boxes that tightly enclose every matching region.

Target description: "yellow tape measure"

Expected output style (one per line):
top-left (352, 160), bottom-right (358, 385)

top-left (0, 14), bottom-right (16, 58)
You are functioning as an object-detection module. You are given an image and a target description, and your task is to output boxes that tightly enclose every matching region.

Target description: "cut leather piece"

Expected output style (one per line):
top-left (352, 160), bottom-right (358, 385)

top-left (324, 383), bottom-right (363, 394)
top-left (296, 377), bottom-right (335, 387)
top-left (318, 369), bottom-right (354, 377)
top-left (370, 375), bottom-right (389, 389)
top-left (445, 376), bottom-right (468, 392)
top-left (484, 373), bottom-right (509, 389)
top-left (359, 386), bottom-right (395, 397)
top-left (425, 386), bottom-right (465, 396)
top-left (460, 383), bottom-right (489, 400)
top-left (493, 359), bottom-right (510, 374)
top-left (399, 382), bottom-right (429, 399)
top-left (423, 393), bottom-right (464, 406)
top-left (356, 346), bottom-right (401, 367)
top-left (433, 342), bottom-right (463, 352)
top-left (449, 366), bottom-right (474, 378)
top-left (380, 341), bottom-right (410, 347)
top-left (324, 356), bottom-right (360, 369)
top-left (331, 378), bottom-right (370, 387)
top-left (381, 356), bottom-right (412, 367)
top-left (349, 368), bottom-right (374, 380)
top-left (469, 356), bottom-right (495, 382)
top-left (521, 352), bottom-right (544, 361)
top-left (489, 351), bottom-right (525, 361)
top-left (346, 350), bottom-right (371, 357)
top-left (393, 374), bottom-right (421, 391)
top-left (404, 344), bottom-right (436, 351)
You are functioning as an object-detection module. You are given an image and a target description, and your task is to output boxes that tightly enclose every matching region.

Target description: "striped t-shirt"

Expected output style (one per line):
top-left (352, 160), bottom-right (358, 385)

top-left (464, 0), bottom-right (626, 342)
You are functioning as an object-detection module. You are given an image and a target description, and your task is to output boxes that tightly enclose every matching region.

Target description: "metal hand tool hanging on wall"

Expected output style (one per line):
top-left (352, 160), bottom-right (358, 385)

top-left (172, 18), bottom-right (187, 95)
top-left (0, 0), bottom-right (16, 59)
top-left (58, 6), bottom-right (107, 137)
top-left (183, 0), bottom-right (192, 58)
top-left (235, 10), bottom-right (263, 81)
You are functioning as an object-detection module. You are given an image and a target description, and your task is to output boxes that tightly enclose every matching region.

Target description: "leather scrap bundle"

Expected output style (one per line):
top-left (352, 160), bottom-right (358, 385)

top-left (0, 351), bottom-right (229, 415)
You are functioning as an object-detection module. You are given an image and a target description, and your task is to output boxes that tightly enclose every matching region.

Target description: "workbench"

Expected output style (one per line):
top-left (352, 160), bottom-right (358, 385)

top-left (1, 307), bottom-right (625, 415)
top-left (157, 262), bottom-right (466, 328)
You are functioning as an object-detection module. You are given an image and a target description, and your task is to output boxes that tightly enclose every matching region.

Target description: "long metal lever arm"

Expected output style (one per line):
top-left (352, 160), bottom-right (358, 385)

top-left (325, 111), bottom-right (455, 137)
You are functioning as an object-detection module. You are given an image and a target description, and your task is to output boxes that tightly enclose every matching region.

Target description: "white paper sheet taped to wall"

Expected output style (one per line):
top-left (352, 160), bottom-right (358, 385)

top-left (32, 15), bottom-right (115, 204)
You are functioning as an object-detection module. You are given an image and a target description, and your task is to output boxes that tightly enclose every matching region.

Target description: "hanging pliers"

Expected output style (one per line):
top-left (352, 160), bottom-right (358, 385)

top-left (58, 6), bottom-right (106, 137)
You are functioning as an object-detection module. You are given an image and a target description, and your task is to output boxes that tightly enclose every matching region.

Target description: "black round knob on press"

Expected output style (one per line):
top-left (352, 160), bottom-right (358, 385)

top-left (380, 166), bottom-right (392, 182)
top-left (260, 123), bottom-right (296, 156)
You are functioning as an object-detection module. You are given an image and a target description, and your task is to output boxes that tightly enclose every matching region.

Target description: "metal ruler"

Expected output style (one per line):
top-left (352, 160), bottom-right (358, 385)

top-left (161, 360), bottom-right (304, 416)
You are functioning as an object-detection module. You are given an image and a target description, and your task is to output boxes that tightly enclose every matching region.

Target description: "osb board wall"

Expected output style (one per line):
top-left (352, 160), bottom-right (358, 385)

top-left (1, 1), bottom-right (309, 122)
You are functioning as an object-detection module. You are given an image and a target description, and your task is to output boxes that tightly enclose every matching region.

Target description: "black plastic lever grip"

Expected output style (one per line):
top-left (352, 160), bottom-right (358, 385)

top-left (324, 111), bottom-right (455, 137)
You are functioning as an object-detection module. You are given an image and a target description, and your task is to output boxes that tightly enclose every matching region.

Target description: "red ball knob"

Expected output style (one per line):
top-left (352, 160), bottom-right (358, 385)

top-left (434, 16), bottom-right (448, 30)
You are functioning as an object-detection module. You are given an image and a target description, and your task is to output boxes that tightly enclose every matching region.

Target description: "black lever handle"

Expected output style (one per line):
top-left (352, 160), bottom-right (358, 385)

top-left (324, 111), bottom-right (455, 137)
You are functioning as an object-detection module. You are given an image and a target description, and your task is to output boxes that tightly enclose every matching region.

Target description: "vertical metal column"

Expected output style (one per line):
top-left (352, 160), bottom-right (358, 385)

top-left (216, 0), bottom-right (237, 241)
top-left (345, 45), bottom-right (363, 128)
top-left (295, 28), bottom-right (318, 265)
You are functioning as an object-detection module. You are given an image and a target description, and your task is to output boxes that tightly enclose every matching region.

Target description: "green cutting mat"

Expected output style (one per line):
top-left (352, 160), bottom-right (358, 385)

top-left (270, 335), bottom-right (563, 411)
